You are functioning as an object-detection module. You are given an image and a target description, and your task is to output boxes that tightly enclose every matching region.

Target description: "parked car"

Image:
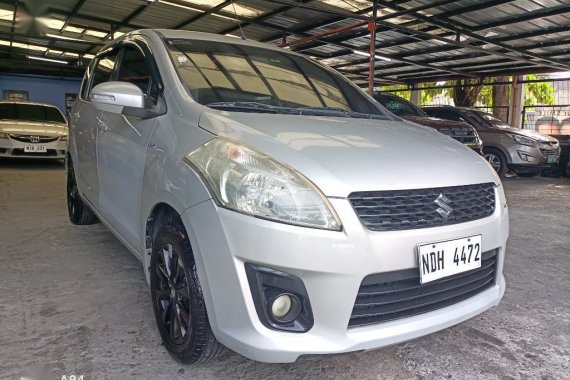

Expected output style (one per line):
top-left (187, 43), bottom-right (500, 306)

top-left (374, 93), bottom-right (483, 154)
top-left (423, 106), bottom-right (561, 177)
top-left (0, 101), bottom-right (68, 161)
top-left (68, 30), bottom-right (509, 364)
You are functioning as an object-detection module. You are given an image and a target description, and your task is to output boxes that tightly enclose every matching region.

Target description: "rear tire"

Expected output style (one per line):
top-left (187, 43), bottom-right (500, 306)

top-left (67, 159), bottom-right (97, 225)
top-left (150, 222), bottom-right (223, 364)
top-left (483, 148), bottom-right (508, 177)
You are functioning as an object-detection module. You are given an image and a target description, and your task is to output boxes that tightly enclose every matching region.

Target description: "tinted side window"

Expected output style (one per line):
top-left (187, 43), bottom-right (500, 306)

top-left (91, 51), bottom-right (119, 92)
top-left (116, 44), bottom-right (160, 107)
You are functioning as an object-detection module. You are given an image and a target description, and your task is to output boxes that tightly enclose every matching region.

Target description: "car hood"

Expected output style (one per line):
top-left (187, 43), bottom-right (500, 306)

top-left (403, 115), bottom-right (471, 130)
top-left (496, 126), bottom-right (558, 143)
top-left (0, 120), bottom-right (68, 137)
top-left (198, 110), bottom-right (497, 197)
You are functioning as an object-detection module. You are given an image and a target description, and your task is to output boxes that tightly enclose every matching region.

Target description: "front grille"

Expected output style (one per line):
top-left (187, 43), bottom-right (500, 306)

top-left (348, 183), bottom-right (495, 232)
top-left (349, 249), bottom-right (498, 327)
top-left (8, 134), bottom-right (59, 143)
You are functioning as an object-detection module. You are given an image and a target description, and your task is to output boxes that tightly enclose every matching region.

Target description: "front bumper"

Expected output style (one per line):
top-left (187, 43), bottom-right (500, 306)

top-left (507, 143), bottom-right (560, 168)
top-left (182, 187), bottom-right (509, 363)
top-left (0, 136), bottom-right (67, 159)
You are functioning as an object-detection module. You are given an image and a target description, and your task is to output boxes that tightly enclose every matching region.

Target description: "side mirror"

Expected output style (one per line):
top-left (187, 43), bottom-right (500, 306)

top-left (91, 81), bottom-right (145, 114)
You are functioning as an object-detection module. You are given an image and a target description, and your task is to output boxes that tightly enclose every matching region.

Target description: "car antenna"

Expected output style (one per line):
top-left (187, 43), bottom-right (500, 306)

top-left (230, 0), bottom-right (247, 40)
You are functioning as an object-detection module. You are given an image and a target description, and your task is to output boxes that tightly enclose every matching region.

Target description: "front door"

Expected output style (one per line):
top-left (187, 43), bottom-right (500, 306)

top-left (96, 39), bottom-right (164, 252)
top-left (73, 50), bottom-right (119, 205)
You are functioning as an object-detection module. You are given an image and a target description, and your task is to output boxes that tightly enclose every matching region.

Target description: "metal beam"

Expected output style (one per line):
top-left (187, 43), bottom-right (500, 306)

top-left (173, 0), bottom-right (232, 30)
top-left (221, 0), bottom-right (315, 35)
top-left (250, 20), bottom-right (479, 78)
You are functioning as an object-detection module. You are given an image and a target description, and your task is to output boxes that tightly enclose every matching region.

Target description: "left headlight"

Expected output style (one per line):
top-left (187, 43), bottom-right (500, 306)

top-left (60, 135), bottom-right (68, 141)
top-left (506, 133), bottom-right (536, 147)
top-left (184, 138), bottom-right (342, 231)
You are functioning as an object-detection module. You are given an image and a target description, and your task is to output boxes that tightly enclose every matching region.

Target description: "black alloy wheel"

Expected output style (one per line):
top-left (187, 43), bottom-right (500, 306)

top-left (150, 222), bottom-right (223, 363)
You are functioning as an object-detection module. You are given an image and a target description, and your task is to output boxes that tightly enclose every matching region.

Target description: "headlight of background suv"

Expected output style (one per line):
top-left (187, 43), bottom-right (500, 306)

top-left (185, 138), bottom-right (342, 231)
top-left (506, 133), bottom-right (537, 147)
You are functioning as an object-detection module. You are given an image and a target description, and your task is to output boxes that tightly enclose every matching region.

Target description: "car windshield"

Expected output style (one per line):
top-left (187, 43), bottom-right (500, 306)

top-left (376, 95), bottom-right (425, 117)
top-left (0, 103), bottom-right (66, 123)
top-left (165, 38), bottom-right (388, 118)
top-left (472, 110), bottom-right (511, 129)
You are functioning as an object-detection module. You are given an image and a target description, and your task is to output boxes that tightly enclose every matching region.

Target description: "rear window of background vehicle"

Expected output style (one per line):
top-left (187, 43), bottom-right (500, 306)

top-left (0, 103), bottom-right (66, 123)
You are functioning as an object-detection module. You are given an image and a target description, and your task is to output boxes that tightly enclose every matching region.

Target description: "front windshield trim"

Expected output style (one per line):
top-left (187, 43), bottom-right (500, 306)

top-left (163, 37), bottom-right (390, 119)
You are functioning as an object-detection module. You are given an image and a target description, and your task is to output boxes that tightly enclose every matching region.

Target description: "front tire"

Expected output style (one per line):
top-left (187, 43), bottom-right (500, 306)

top-left (67, 159), bottom-right (97, 225)
top-left (483, 148), bottom-right (508, 177)
top-left (150, 222), bottom-right (223, 364)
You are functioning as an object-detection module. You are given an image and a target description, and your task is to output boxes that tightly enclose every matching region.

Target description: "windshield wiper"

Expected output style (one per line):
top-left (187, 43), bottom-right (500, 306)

top-left (295, 106), bottom-right (390, 120)
top-left (206, 102), bottom-right (389, 120)
top-left (206, 101), bottom-right (282, 113)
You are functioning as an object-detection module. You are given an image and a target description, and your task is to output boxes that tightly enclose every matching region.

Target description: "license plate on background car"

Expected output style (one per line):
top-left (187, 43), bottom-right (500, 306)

top-left (418, 235), bottom-right (482, 284)
top-left (547, 155), bottom-right (557, 164)
top-left (24, 145), bottom-right (47, 153)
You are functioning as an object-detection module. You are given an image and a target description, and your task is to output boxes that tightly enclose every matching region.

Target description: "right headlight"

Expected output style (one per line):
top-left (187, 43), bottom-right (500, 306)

top-left (0, 132), bottom-right (8, 139)
top-left (506, 133), bottom-right (537, 147)
top-left (184, 138), bottom-right (342, 231)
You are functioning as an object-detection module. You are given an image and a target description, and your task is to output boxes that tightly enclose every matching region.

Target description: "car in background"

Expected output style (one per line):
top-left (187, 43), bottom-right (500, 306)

top-left (374, 93), bottom-right (483, 154)
top-left (0, 101), bottom-right (68, 161)
top-left (423, 106), bottom-right (560, 177)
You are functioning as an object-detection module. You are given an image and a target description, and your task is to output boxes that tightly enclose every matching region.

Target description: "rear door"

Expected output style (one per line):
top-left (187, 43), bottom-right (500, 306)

top-left (96, 38), bottom-right (164, 251)
top-left (71, 48), bottom-right (120, 205)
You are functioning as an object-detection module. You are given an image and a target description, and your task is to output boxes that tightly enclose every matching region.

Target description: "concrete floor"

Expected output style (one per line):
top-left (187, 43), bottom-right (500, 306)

top-left (0, 158), bottom-right (568, 380)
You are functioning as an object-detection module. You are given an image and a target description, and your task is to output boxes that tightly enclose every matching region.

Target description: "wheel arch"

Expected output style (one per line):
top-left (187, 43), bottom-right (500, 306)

top-left (483, 144), bottom-right (511, 164)
top-left (143, 202), bottom-right (185, 284)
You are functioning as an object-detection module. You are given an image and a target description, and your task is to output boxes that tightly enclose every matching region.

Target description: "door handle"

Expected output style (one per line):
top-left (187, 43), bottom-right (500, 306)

top-left (96, 116), bottom-right (111, 132)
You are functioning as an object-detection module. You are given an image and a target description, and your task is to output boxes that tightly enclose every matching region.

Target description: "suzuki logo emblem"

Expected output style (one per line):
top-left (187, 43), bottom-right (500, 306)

top-left (30, 136), bottom-right (40, 143)
top-left (434, 193), bottom-right (453, 219)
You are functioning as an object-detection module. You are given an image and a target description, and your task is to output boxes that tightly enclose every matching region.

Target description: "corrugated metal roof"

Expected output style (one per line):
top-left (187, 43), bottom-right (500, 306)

top-left (0, 0), bottom-right (568, 82)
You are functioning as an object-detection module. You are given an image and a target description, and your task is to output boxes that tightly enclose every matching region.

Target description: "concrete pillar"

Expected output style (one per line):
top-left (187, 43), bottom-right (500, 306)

top-left (509, 75), bottom-right (524, 128)
top-left (410, 86), bottom-right (421, 106)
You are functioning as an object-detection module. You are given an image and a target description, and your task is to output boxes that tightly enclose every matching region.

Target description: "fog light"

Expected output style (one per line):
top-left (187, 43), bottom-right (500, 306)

top-left (245, 263), bottom-right (314, 332)
top-left (517, 150), bottom-right (535, 162)
top-left (271, 295), bottom-right (292, 318)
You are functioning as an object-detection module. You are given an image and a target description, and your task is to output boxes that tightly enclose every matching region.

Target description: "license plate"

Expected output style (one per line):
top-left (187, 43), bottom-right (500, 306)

top-left (418, 235), bottom-right (482, 284)
top-left (24, 145), bottom-right (47, 153)
top-left (547, 155), bottom-right (557, 164)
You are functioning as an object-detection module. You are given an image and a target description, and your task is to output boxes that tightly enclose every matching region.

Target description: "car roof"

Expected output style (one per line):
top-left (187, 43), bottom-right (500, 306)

top-left (100, 29), bottom-right (304, 58)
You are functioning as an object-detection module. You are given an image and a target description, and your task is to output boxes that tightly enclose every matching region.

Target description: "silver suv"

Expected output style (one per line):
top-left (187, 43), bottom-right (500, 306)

top-left (423, 106), bottom-right (561, 177)
top-left (68, 30), bottom-right (509, 364)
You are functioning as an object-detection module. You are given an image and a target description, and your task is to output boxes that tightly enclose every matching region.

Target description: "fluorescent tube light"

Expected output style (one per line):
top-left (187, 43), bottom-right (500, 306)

top-left (27, 55), bottom-right (69, 64)
top-left (352, 50), bottom-right (392, 62)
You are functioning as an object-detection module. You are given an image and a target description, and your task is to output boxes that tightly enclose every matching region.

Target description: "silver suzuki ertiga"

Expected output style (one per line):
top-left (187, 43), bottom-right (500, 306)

top-left (67, 30), bottom-right (509, 364)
